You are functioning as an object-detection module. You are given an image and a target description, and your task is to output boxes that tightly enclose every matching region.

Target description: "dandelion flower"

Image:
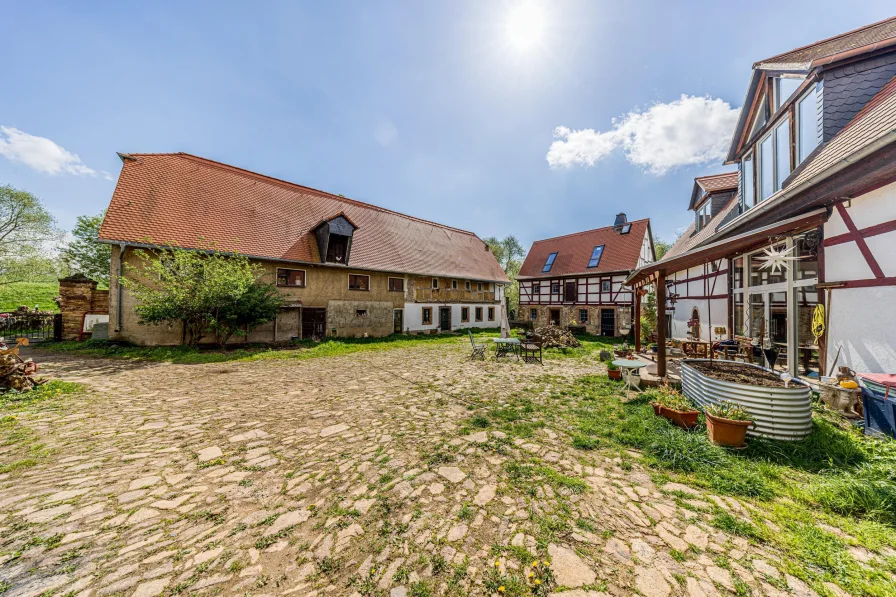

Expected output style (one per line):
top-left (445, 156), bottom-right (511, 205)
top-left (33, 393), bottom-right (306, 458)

top-left (494, 560), bottom-right (501, 567)
top-left (544, 560), bottom-right (550, 566)
top-left (532, 561), bottom-right (539, 567)
top-left (498, 586), bottom-right (505, 593)
top-left (534, 579), bottom-right (541, 585)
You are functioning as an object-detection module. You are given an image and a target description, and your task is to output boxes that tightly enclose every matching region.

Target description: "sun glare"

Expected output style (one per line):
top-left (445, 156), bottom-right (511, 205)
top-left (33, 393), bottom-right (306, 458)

top-left (506, 2), bottom-right (545, 50)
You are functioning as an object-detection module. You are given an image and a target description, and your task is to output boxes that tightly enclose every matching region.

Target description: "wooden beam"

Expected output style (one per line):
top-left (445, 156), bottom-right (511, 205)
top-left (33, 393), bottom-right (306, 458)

top-left (656, 271), bottom-right (667, 378)
top-left (634, 291), bottom-right (642, 353)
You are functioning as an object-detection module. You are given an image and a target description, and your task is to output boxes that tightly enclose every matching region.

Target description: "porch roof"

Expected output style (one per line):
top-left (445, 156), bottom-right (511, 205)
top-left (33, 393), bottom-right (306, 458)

top-left (624, 208), bottom-right (827, 287)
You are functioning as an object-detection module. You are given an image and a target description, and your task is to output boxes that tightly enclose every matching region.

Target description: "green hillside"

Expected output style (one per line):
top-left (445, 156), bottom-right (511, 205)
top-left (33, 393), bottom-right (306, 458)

top-left (0, 282), bottom-right (60, 312)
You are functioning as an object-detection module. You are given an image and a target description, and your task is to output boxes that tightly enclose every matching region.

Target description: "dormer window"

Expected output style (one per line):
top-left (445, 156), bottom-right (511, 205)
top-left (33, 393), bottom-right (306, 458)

top-left (542, 252), bottom-right (558, 273)
top-left (774, 76), bottom-right (803, 111)
top-left (797, 86), bottom-right (820, 163)
top-left (696, 202), bottom-right (711, 231)
top-left (587, 245), bottom-right (604, 268)
top-left (314, 214), bottom-right (357, 266)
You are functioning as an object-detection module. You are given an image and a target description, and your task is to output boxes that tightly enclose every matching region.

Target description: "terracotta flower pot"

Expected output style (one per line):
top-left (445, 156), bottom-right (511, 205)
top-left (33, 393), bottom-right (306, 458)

top-left (659, 407), bottom-right (700, 429)
top-left (705, 412), bottom-right (753, 447)
top-left (608, 369), bottom-right (622, 380)
top-left (651, 402), bottom-right (662, 415)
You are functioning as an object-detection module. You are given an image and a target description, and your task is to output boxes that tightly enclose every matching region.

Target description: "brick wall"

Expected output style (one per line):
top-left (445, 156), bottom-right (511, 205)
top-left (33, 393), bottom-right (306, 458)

top-left (57, 274), bottom-right (109, 340)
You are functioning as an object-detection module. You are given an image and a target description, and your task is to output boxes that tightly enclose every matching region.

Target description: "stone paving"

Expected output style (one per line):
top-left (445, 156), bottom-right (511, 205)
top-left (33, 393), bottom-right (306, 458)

top-left (0, 342), bottom-right (832, 596)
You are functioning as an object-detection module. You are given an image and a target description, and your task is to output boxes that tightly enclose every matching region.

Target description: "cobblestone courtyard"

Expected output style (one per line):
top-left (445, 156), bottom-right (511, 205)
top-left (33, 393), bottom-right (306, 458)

top-left (0, 342), bottom-right (850, 596)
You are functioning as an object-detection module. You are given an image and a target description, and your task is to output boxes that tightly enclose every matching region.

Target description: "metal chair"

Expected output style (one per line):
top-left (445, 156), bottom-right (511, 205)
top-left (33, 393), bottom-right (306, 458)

top-left (469, 330), bottom-right (486, 360)
top-left (520, 336), bottom-right (543, 365)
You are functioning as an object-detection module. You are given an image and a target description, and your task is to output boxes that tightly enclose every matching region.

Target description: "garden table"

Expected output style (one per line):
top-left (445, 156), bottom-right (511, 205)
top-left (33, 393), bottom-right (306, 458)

top-left (492, 337), bottom-right (521, 361)
top-left (612, 358), bottom-right (649, 399)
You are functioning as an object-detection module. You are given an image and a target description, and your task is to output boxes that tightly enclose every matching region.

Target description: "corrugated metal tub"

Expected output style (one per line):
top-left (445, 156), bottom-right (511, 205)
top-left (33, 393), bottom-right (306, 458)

top-left (680, 359), bottom-right (812, 440)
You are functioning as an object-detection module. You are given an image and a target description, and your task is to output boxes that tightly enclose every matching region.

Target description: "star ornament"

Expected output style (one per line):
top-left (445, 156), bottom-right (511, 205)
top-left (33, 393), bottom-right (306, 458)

top-left (755, 244), bottom-right (798, 274)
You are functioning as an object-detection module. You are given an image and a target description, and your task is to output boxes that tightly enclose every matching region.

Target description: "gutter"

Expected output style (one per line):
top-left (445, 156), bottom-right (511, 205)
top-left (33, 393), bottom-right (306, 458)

top-left (115, 242), bottom-right (126, 332)
top-left (716, 128), bottom-right (896, 237)
top-left (96, 238), bottom-right (510, 285)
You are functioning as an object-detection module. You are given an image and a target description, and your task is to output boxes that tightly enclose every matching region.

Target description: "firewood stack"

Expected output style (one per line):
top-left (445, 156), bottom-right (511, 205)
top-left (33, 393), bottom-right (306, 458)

top-left (533, 325), bottom-right (582, 348)
top-left (0, 338), bottom-right (43, 392)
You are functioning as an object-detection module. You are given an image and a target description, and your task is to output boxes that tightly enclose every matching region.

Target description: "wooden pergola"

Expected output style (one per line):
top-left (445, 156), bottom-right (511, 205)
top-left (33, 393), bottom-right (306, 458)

top-left (625, 208), bottom-right (827, 378)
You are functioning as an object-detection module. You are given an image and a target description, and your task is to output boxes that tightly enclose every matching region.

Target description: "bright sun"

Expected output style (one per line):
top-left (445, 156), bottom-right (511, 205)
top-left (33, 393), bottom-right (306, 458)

top-left (506, 2), bottom-right (545, 50)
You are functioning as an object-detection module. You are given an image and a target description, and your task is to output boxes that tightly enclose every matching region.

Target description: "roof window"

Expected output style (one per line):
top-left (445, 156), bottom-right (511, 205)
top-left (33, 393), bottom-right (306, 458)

top-left (542, 252), bottom-right (558, 273)
top-left (587, 245), bottom-right (604, 268)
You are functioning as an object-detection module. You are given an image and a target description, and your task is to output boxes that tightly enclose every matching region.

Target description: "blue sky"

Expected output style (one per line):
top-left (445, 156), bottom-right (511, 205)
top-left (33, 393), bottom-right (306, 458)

top-left (1, 1), bottom-right (893, 250)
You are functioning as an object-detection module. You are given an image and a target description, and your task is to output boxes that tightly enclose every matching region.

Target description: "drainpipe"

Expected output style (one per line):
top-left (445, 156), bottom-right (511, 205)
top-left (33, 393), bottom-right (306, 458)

top-left (115, 242), bottom-right (126, 332)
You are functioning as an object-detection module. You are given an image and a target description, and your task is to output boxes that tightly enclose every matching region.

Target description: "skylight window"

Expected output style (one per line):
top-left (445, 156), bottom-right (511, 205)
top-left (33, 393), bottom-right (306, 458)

top-left (542, 252), bottom-right (558, 273)
top-left (620, 224), bottom-right (631, 234)
top-left (587, 245), bottom-right (605, 268)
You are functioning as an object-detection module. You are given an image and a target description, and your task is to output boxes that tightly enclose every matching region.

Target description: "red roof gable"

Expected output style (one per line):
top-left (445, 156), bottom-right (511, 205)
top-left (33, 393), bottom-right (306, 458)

top-left (99, 153), bottom-right (509, 283)
top-left (518, 219), bottom-right (651, 279)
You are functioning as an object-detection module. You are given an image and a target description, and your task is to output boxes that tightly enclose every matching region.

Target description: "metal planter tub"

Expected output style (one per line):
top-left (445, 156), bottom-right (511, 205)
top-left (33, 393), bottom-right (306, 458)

top-left (680, 359), bottom-right (812, 440)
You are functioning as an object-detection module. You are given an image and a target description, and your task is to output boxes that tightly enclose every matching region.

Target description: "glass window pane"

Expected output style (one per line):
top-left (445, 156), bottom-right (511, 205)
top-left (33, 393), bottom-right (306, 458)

top-left (749, 245), bottom-right (787, 286)
top-left (793, 231), bottom-right (820, 281)
top-left (734, 294), bottom-right (745, 336)
top-left (796, 285), bottom-right (820, 378)
top-left (742, 155), bottom-right (754, 210)
top-left (775, 118), bottom-right (791, 190)
top-left (759, 135), bottom-right (774, 201)
top-left (749, 294), bottom-right (765, 340)
top-left (776, 77), bottom-right (802, 109)
top-left (542, 252), bottom-right (557, 272)
top-left (798, 89), bottom-right (819, 163)
top-left (733, 257), bottom-right (744, 289)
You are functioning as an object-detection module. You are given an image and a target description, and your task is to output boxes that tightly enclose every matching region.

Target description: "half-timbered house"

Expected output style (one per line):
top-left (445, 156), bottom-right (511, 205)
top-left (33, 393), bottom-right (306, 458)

top-left (661, 172), bottom-right (739, 341)
top-left (627, 16), bottom-right (896, 378)
top-left (517, 215), bottom-right (654, 336)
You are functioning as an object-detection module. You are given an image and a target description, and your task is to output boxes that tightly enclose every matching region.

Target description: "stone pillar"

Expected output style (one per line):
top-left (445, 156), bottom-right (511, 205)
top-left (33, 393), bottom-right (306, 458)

top-left (57, 274), bottom-right (100, 341)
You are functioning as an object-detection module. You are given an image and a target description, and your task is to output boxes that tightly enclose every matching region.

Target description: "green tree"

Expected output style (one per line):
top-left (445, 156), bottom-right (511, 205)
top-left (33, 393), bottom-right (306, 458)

top-left (122, 243), bottom-right (273, 345)
top-left (653, 234), bottom-right (672, 261)
top-left (483, 235), bottom-right (526, 315)
top-left (61, 211), bottom-right (111, 285)
top-left (0, 185), bottom-right (61, 284)
top-left (641, 290), bottom-right (657, 343)
top-left (209, 281), bottom-right (283, 348)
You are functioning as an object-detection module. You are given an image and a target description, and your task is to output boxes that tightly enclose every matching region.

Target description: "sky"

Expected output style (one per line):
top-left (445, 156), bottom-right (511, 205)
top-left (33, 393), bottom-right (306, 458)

top-left (1, 1), bottom-right (894, 252)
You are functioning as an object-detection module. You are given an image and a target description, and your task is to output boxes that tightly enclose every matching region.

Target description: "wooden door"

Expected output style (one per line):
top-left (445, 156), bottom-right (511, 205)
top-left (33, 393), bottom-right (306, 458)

top-left (439, 307), bottom-right (451, 331)
top-left (565, 281), bottom-right (577, 303)
top-left (393, 309), bottom-right (403, 334)
top-left (600, 308), bottom-right (615, 336)
top-left (301, 308), bottom-right (326, 339)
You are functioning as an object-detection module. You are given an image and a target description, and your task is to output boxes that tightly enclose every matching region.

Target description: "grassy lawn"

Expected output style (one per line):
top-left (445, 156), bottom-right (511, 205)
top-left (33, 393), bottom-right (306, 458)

top-left (0, 281), bottom-right (60, 312)
top-left (458, 375), bottom-right (896, 596)
top-left (33, 330), bottom-right (624, 365)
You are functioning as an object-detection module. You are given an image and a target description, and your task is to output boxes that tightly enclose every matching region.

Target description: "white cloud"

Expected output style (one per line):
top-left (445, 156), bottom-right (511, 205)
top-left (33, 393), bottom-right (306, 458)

top-left (0, 126), bottom-right (113, 180)
top-left (546, 95), bottom-right (740, 175)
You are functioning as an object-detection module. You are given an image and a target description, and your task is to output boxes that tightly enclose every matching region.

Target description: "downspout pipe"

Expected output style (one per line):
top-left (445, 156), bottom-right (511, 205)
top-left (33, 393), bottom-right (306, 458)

top-left (115, 242), bottom-right (126, 332)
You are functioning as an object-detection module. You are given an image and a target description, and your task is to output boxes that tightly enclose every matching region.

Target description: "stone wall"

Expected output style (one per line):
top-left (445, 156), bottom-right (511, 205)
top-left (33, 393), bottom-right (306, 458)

top-left (521, 304), bottom-right (631, 336)
top-left (326, 300), bottom-right (394, 338)
top-left (57, 274), bottom-right (110, 340)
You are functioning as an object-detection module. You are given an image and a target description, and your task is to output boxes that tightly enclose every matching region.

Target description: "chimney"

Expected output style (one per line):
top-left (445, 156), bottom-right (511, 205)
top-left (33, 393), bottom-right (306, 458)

top-left (613, 212), bottom-right (628, 231)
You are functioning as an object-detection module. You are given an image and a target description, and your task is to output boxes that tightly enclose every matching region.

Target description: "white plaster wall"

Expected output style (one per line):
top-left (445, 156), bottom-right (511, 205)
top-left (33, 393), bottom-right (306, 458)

top-left (824, 180), bottom-right (896, 281)
top-left (402, 303), bottom-right (499, 332)
top-left (827, 287), bottom-right (896, 374)
top-left (669, 298), bottom-right (728, 341)
top-left (822, 180), bottom-right (896, 374)
top-left (638, 229), bottom-right (655, 267)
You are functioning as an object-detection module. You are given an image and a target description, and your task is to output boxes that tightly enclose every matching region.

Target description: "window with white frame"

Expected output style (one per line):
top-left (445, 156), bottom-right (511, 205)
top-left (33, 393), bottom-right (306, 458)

top-left (758, 116), bottom-right (790, 202)
top-left (532, 282), bottom-right (540, 296)
top-left (741, 152), bottom-right (755, 211)
top-left (775, 76), bottom-right (803, 111)
top-left (696, 202), bottom-right (711, 231)
top-left (551, 282), bottom-right (560, 294)
top-left (601, 280), bottom-right (611, 292)
top-left (797, 87), bottom-right (819, 163)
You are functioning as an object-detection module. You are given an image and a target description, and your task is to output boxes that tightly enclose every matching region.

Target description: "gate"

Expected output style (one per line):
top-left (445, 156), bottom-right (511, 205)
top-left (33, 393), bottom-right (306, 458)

top-left (301, 308), bottom-right (326, 340)
top-left (600, 308), bottom-right (615, 337)
top-left (0, 312), bottom-right (62, 342)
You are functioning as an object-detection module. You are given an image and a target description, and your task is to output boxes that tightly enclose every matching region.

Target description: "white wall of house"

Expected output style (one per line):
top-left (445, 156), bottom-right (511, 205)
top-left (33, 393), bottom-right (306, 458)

top-left (824, 181), bottom-right (896, 374)
top-left (519, 273), bottom-right (633, 305)
top-left (666, 261), bottom-right (729, 340)
top-left (638, 228), bottom-right (655, 268)
top-left (402, 284), bottom-right (505, 333)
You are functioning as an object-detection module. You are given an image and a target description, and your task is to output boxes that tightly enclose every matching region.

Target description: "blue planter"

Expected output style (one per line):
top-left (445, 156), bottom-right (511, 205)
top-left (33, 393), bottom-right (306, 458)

top-left (863, 382), bottom-right (896, 439)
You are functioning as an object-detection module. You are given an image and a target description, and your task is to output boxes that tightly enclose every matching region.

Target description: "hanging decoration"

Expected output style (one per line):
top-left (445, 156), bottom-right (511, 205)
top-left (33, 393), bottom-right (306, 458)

top-left (812, 304), bottom-right (825, 345)
top-left (754, 244), bottom-right (798, 274)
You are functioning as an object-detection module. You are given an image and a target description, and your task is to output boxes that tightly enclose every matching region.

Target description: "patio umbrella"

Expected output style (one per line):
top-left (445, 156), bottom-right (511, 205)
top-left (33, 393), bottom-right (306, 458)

top-left (500, 303), bottom-right (510, 338)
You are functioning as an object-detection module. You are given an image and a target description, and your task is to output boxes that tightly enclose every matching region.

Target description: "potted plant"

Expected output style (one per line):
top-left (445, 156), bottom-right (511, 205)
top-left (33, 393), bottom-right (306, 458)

top-left (606, 361), bottom-right (622, 380)
top-left (649, 343), bottom-right (658, 354)
top-left (704, 401), bottom-right (754, 447)
top-left (652, 388), bottom-right (699, 429)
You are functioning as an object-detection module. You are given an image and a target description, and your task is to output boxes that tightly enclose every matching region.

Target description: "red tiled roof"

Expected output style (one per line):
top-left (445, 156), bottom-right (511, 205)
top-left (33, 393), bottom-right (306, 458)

top-left (787, 75), bottom-right (896, 189)
top-left (695, 172), bottom-right (738, 194)
top-left (99, 153), bottom-right (509, 282)
top-left (756, 16), bottom-right (896, 70)
top-left (517, 219), bottom-right (651, 279)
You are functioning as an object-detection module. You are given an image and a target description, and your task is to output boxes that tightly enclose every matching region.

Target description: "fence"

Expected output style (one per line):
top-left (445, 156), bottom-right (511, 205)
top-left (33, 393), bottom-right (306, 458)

top-left (0, 311), bottom-right (62, 342)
